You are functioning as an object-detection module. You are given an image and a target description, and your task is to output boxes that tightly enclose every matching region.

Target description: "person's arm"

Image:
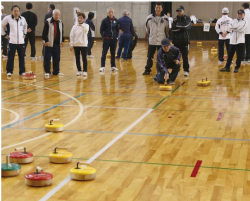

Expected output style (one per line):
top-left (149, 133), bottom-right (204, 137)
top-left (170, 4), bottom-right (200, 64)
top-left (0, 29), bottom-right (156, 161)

top-left (165, 18), bottom-right (169, 38)
top-left (100, 19), bottom-right (104, 38)
top-left (130, 20), bottom-right (135, 37)
top-left (145, 16), bottom-right (151, 33)
top-left (234, 20), bottom-right (247, 33)
top-left (171, 18), bottom-right (180, 32)
top-left (34, 14), bottom-right (38, 28)
top-left (23, 18), bottom-right (27, 36)
top-left (215, 19), bottom-right (221, 34)
top-left (176, 16), bottom-right (191, 30)
top-left (157, 49), bottom-right (168, 74)
top-left (44, 13), bottom-right (48, 24)
top-left (88, 20), bottom-right (95, 31)
top-left (1, 16), bottom-right (9, 36)
top-left (116, 19), bottom-right (120, 37)
top-left (62, 22), bottom-right (64, 43)
top-left (42, 21), bottom-right (49, 43)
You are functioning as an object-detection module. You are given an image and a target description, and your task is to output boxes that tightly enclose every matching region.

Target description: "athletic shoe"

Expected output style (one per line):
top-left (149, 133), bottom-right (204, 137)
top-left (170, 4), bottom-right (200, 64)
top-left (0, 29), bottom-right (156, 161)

top-left (76, 71), bottom-right (82, 76)
top-left (99, 67), bottom-right (105, 72)
top-left (168, 81), bottom-right (175, 85)
top-left (142, 70), bottom-right (150, 75)
top-left (241, 61), bottom-right (246, 64)
top-left (7, 72), bottom-right (11, 76)
top-left (82, 71), bottom-right (87, 76)
top-left (21, 73), bottom-right (26, 76)
top-left (218, 61), bottom-right (223, 65)
top-left (87, 55), bottom-right (94, 58)
top-left (220, 67), bottom-right (230, 72)
top-left (39, 56), bottom-right (44, 60)
top-left (184, 71), bottom-right (189, 77)
top-left (31, 57), bottom-right (37, 61)
top-left (110, 67), bottom-right (119, 71)
top-left (234, 68), bottom-right (239, 73)
top-left (45, 73), bottom-right (50, 78)
top-left (58, 72), bottom-right (64, 76)
top-left (178, 72), bottom-right (180, 76)
top-left (2, 54), bottom-right (7, 58)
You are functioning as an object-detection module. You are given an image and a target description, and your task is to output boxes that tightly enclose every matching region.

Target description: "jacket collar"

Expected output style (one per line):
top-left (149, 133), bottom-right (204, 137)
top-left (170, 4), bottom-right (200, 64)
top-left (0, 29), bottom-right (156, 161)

top-left (11, 14), bottom-right (21, 19)
top-left (152, 12), bottom-right (164, 17)
top-left (177, 14), bottom-right (186, 19)
top-left (107, 16), bottom-right (115, 20)
top-left (50, 17), bottom-right (61, 23)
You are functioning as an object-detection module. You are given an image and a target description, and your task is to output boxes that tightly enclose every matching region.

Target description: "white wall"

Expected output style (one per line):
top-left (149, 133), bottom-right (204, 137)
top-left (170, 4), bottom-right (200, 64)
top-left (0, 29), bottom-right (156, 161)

top-left (1, 2), bottom-right (151, 38)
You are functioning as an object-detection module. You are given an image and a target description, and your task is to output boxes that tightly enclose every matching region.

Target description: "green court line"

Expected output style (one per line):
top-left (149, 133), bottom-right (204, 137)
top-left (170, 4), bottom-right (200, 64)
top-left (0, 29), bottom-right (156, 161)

top-left (2, 78), bottom-right (72, 101)
top-left (152, 85), bottom-right (182, 109)
top-left (2, 154), bottom-right (249, 172)
top-left (1, 80), bottom-right (44, 93)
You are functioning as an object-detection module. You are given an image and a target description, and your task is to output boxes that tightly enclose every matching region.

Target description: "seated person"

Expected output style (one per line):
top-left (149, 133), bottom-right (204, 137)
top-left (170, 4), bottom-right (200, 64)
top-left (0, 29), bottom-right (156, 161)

top-left (154, 38), bottom-right (181, 85)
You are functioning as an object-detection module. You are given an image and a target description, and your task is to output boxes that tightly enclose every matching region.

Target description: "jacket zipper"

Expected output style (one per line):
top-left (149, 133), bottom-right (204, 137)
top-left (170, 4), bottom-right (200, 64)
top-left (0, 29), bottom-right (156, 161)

top-left (17, 19), bottom-right (19, 44)
top-left (111, 19), bottom-right (113, 39)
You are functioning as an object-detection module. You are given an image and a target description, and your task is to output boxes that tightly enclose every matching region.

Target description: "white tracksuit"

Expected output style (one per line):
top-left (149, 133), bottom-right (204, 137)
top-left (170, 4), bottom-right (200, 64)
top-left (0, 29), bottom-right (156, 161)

top-left (215, 15), bottom-right (232, 40)
top-left (229, 18), bottom-right (247, 44)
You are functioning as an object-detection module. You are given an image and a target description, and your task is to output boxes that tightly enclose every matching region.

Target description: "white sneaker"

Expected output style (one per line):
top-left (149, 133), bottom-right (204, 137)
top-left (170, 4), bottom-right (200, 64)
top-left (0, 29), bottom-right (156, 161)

top-left (31, 57), bottom-right (37, 61)
top-left (99, 67), bottom-right (105, 72)
top-left (76, 71), bottom-right (82, 76)
top-left (7, 73), bottom-right (12, 76)
top-left (110, 67), bottom-right (119, 71)
top-left (178, 72), bottom-right (180, 76)
top-left (241, 61), bottom-right (246, 64)
top-left (45, 73), bottom-right (50, 78)
top-left (184, 71), bottom-right (189, 77)
top-left (168, 81), bottom-right (175, 85)
top-left (82, 71), bottom-right (87, 76)
top-left (218, 61), bottom-right (223, 65)
top-left (39, 56), bottom-right (44, 60)
top-left (50, 58), bottom-right (53, 62)
top-left (21, 73), bottom-right (26, 76)
top-left (87, 55), bottom-right (94, 58)
top-left (58, 72), bottom-right (64, 76)
top-left (2, 54), bottom-right (7, 58)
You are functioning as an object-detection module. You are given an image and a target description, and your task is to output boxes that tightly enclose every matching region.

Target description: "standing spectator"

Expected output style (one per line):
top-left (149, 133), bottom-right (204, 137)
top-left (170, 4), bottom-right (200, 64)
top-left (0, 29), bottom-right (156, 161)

top-left (21, 3), bottom-right (38, 61)
top-left (167, 12), bottom-right (173, 39)
top-left (116, 10), bottom-right (135, 60)
top-left (172, 5), bottom-right (191, 77)
top-left (154, 38), bottom-right (181, 85)
top-left (1, 5), bottom-right (8, 58)
top-left (1, 5), bottom-right (27, 76)
top-left (143, 2), bottom-right (169, 75)
top-left (215, 7), bottom-right (232, 65)
top-left (242, 2), bottom-right (250, 63)
top-left (220, 9), bottom-right (247, 73)
top-left (70, 12), bottom-right (89, 76)
top-left (86, 12), bottom-right (95, 58)
top-left (99, 8), bottom-right (119, 73)
top-left (42, 9), bottom-right (64, 78)
top-left (127, 26), bottom-right (138, 59)
top-left (39, 4), bottom-right (55, 60)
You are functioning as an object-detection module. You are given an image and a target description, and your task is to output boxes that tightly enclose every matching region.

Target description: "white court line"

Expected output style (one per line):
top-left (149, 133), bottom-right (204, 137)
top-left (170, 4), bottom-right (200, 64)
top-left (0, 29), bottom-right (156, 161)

top-left (1, 81), bottom-right (84, 150)
top-left (1, 108), bottom-right (20, 127)
top-left (2, 102), bottom-right (149, 110)
top-left (39, 109), bottom-right (153, 201)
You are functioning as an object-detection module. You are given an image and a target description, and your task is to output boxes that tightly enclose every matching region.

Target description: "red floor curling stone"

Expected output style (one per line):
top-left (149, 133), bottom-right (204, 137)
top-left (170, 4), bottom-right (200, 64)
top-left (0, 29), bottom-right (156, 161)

top-left (25, 166), bottom-right (53, 187)
top-left (1, 156), bottom-right (21, 177)
top-left (9, 147), bottom-right (33, 164)
top-left (23, 71), bottom-right (36, 80)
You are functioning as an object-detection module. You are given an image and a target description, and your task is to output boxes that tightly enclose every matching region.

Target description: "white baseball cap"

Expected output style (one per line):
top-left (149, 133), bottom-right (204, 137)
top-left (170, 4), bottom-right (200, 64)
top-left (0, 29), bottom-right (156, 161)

top-left (1, 5), bottom-right (4, 10)
top-left (222, 7), bottom-right (229, 14)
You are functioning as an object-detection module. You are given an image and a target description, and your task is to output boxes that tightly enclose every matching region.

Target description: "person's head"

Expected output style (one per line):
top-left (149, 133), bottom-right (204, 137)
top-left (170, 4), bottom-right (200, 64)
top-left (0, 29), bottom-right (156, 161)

top-left (52, 9), bottom-right (61, 21)
top-left (49, 4), bottom-right (55, 12)
top-left (242, 2), bottom-right (249, 10)
top-left (222, 7), bottom-right (229, 15)
top-left (167, 12), bottom-right (171, 17)
top-left (123, 10), bottom-right (129, 16)
top-left (155, 2), bottom-right (163, 16)
top-left (88, 11), bottom-right (95, 20)
top-left (1, 5), bottom-right (4, 13)
top-left (237, 9), bottom-right (245, 20)
top-left (77, 12), bottom-right (85, 24)
top-left (161, 38), bottom-right (171, 52)
top-left (26, 3), bottom-right (32, 10)
top-left (107, 7), bottom-right (114, 18)
top-left (11, 5), bottom-right (20, 18)
top-left (176, 5), bottom-right (185, 17)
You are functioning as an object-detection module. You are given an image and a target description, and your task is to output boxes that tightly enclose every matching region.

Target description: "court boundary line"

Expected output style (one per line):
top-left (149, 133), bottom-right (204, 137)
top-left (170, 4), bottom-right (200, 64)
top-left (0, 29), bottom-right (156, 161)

top-left (1, 108), bottom-right (20, 127)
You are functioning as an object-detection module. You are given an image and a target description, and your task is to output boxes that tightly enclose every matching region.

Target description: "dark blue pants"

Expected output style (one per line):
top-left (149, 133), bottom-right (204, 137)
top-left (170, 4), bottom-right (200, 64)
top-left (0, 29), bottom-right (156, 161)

top-left (174, 44), bottom-right (190, 72)
top-left (2, 35), bottom-right (8, 55)
top-left (101, 38), bottom-right (117, 67)
top-left (44, 44), bottom-right (60, 75)
top-left (24, 31), bottom-right (36, 57)
top-left (87, 37), bottom-right (94, 55)
top-left (117, 35), bottom-right (131, 59)
top-left (6, 43), bottom-right (25, 75)
top-left (145, 45), bottom-right (161, 72)
top-left (154, 62), bottom-right (180, 84)
top-left (218, 39), bottom-right (230, 61)
top-left (225, 43), bottom-right (245, 69)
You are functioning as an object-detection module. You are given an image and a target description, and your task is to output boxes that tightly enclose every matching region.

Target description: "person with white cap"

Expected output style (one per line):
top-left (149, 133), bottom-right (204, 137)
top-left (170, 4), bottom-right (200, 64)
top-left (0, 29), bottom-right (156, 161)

top-left (242, 2), bottom-right (250, 63)
top-left (1, 5), bottom-right (8, 58)
top-left (215, 7), bottom-right (232, 65)
top-left (154, 38), bottom-right (181, 85)
top-left (220, 9), bottom-right (247, 73)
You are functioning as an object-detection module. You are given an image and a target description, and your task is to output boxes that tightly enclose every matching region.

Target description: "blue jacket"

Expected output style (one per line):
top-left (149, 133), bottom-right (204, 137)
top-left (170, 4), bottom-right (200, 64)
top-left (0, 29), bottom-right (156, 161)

top-left (118, 16), bottom-right (135, 37)
top-left (100, 16), bottom-right (119, 39)
top-left (86, 18), bottom-right (95, 38)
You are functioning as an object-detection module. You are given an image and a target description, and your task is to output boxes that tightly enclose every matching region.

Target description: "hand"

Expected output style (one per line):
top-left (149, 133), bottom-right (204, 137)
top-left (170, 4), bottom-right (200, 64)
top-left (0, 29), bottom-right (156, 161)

top-left (132, 36), bottom-right (135, 40)
top-left (164, 73), bottom-right (169, 80)
top-left (27, 28), bottom-right (32, 33)
top-left (45, 42), bottom-right (49, 47)
top-left (5, 35), bottom-right (10, 39)
top-left (70, 47), bottom-right (73, 51)
top-left (174, 60), bottom-right (180, 65)
top-left (61, 42), bottom-right (64, 48)
top-left (119, 29), bottom-right (124, 34)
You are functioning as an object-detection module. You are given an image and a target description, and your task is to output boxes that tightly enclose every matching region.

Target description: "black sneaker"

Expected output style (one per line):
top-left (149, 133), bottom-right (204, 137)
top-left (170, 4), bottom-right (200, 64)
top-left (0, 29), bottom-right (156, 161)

top-left (220, 67), bottom-right (230, 72)
top-left (234, 68), bottom-right (239, 73)
top-left (142, 71), bottom-right (150, 75)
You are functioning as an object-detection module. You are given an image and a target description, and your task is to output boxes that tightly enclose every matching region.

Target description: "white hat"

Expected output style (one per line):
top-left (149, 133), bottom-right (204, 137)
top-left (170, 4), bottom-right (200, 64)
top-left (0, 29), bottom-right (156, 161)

top-left (222, 7), bottom-right (229, 14)
top-left (1, 5), bottom-right (4, 10)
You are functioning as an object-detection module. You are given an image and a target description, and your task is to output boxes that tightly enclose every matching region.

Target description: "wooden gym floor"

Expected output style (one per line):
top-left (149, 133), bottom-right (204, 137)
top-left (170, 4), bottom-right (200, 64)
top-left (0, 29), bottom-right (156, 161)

top-left (1, 39), bottom-right (250, 201)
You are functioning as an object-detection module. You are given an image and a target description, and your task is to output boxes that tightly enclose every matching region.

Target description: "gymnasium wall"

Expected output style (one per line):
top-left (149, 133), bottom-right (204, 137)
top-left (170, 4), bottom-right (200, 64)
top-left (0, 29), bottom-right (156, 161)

top-left (1, 2), bottom-right (151, 39)
top-left (172, 1), bottom-right (248, 22)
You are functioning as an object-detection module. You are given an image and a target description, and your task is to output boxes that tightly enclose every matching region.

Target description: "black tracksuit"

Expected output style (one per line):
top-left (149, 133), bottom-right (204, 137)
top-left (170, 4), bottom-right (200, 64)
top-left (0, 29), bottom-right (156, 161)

top-left (172, 14), bottom-right (191, 72)
top-left (127, 33), bottom-right (138, 59)
top-left (100, 16), bottom-right (119, 67)
top-left (21, 10), bottom-right (37, 57)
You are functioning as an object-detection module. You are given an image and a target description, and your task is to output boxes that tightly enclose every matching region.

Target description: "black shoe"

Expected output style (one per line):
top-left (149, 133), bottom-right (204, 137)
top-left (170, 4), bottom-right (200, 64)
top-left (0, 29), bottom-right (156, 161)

top-left (142, 71), bottom-right (150, 75)
top-left (234, 68), bottom-right (239, 73)
top-left (220, 67), bottom-right (230, 72)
